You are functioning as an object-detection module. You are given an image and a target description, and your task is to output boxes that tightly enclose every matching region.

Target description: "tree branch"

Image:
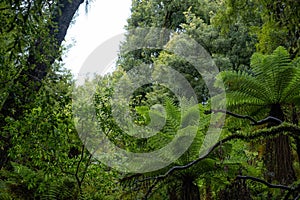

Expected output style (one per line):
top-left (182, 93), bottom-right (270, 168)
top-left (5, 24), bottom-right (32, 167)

top-left (284, 183), bottom-right (300, 200)
top-left (207, 109), bottom-right (283, 125)
top-left (79, 153), bottom-right (93, 185)
top-left (237, 175), bottom-right (300, 200)
top-left (140, 123), bottom-right (300, 198)
top-left (236, 175), bottom-right (292, 191)
top-left (255, 116), bottom-right (283, 125)
top-left (75, 144), bottom-right (85, 190)
top-left (142, 179), bottom-right (159, 200)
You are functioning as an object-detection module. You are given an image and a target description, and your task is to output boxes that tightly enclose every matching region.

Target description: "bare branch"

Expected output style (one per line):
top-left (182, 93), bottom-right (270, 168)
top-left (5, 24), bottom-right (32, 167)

top-left (255, 116), bottom-right (283, 125)
top-left (236, 175), bottom-right (292, 191)
top-left (284, 183), bottom-right (300, 200)
top-left (236, 175), bottom-right (300, 199)
top-left (79, 153), bottom-right (93, 185)
top-left (207, 109), bottom-right (282, 125)
top-left (140, 123), bottom-right (300, 198)
top-left (206, 109), bottom-right (258, 124)
top-left (75, 144), bottom-right (85, 189)
top-left (142, 179), bottom-right (159, 200)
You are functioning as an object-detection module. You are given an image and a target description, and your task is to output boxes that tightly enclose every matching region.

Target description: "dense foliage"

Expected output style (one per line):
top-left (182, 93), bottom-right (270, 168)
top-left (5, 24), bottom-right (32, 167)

top-left (1, 0), bottom-right (300, 199)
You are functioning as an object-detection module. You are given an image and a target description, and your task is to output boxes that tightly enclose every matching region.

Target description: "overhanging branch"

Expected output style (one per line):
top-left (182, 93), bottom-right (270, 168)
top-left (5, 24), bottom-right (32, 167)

top-left (144, 123), bottom-right (300, 181)
top-left (237, 175), bottom-right (300, 200)
top-left (140, 123), bottom-right (300, 198)
top-left (207, 109), bottom-right (283, 125)
top-left (236, 175), bottom-right (292, 191)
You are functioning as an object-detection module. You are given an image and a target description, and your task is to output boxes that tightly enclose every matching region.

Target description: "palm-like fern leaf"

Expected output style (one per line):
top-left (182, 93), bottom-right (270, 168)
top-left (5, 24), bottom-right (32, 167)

top-left (215, 46), bottom-right (300, 115)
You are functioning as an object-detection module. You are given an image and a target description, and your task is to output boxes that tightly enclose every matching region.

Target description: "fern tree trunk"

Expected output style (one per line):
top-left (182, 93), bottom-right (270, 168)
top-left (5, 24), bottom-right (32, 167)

top-left (264, 104), bottom-right (296, 185)
top-left (181, 177), bottom-right (201, 200)
top-left (292, 104), bottom-right (300, 163)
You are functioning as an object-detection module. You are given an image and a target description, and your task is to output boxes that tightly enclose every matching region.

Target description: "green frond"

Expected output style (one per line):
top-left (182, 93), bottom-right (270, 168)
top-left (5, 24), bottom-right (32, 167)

top-left (175, 129), bottom-right (204, 164)
top-left (162, 98), bottom-right (181, 133)
top-left (251, 46), bottom-right (291, 77)
top-left (181, 104), bottom-right (200, 128)
top-left (281, 59), bottom-right (300, 103)
top-left (250, 46), bottom-right (295, 103)
top-left (225, 93), bottom-right (266, 115)
top-left (216, 46), bottom-right (300, 116)
top-left (42, 177), bottom-right (80, 200)
top-left (219, 71), bottom-right (272, 102)
top-left (216, 71), bottom-right (271, 111)
top-left (165, 98), bottom-right (181, 121)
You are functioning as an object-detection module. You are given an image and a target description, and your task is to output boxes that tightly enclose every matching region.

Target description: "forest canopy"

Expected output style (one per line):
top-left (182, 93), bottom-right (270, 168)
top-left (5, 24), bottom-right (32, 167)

top-left (0, 0), bottom-right (300, 199)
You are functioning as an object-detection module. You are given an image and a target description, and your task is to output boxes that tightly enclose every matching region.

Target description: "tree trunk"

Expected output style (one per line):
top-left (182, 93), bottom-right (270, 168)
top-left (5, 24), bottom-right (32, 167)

top-left (181, 178), bottom-right (201, 200)
top-left (0, 0), bottom-right (84, 169)
top-left (291, 104), bottom-right (300, 163)
top-left (263, 104), bottom-right (296, 185)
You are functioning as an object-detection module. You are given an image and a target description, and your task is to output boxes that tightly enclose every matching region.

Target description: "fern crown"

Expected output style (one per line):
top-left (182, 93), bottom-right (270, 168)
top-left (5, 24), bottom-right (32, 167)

top-left (215, 46), bottom-right (300, 114)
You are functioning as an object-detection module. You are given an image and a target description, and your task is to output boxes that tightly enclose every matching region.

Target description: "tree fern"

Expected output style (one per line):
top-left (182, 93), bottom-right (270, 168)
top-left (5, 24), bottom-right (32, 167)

top-left (121, 99), bottom-right (237, 199)
top-left (215, 46), bottom-right (300, 114)
top-left (215, 46), bottom-right (300, 185)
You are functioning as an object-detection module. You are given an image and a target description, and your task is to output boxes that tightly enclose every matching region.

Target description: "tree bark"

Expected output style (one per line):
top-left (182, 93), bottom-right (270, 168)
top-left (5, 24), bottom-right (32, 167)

top-left (0, 0), bottom-right (84, 169)
top-left (291, 104), bottom-right (300, 163)
top-left (264, 104), bottom-right (296, 185)
top-left (181, 178), bottom-right (201, 200)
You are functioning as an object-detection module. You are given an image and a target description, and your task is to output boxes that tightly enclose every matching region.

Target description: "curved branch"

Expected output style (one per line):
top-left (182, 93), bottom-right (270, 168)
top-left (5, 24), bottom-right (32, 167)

top-left (236, 175), bottom-right (292, 191)
top-left (206, 109), bottom-right (258, 124)
top-left (142, 179), bottom-right (159, 200)
top-left (75, 145), bottom-right (85, 189)
top-left (255, 116), bottom-right (283, 125)
top-left (207, 109), bottom-right (283, 125)
top-left (236, 175), bottom-right (300, 199)
top-left (145, 123), bottom-right (299, 180)
top-left (140, 123), bottom-right (300, 198)
top-left (284, 183), bottom-right (300, 200)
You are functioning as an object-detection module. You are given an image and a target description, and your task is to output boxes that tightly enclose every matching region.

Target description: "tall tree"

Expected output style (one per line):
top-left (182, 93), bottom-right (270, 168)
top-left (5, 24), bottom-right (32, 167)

top-left (0, 0), bottom-right (85, 169)
top-left (215, 0), bottom-right (300, 58)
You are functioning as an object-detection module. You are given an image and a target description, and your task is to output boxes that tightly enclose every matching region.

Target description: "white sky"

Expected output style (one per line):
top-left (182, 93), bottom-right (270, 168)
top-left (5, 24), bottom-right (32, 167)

top-left (63, 0), bottom-right (132, 76)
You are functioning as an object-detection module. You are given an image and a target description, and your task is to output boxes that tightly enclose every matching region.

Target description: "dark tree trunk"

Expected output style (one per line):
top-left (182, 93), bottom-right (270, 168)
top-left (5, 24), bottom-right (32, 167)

top-left (263, 104), bottom-right (296, 185)
top-left (168, 178), bottom-right (201, 200)
top-left (181, 178), bottom-right (201, 200)
top-left (295, 138), bottom-right (300, 163)
top-left (0, 0), bottom-right (84, 169)
top-left (291, 104), bottom-right (300, 163)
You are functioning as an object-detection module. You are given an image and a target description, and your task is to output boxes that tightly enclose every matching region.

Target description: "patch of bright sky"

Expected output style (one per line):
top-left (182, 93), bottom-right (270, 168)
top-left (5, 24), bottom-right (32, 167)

top-left (62, 0), bottom-right (132, 77)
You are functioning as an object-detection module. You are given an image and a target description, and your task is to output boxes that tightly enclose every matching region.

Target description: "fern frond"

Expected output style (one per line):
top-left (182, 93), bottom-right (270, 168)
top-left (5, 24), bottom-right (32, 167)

top-left (282, 61), bottom-right (300, 103)
top-left (42, 177), bottom-right (79, 200)
top-left (216, 46), bottom-right (300, 117)
top-left (251, 46), bottom-right (294, 103)
top-left (217, 71), bottom-right (272, 103)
